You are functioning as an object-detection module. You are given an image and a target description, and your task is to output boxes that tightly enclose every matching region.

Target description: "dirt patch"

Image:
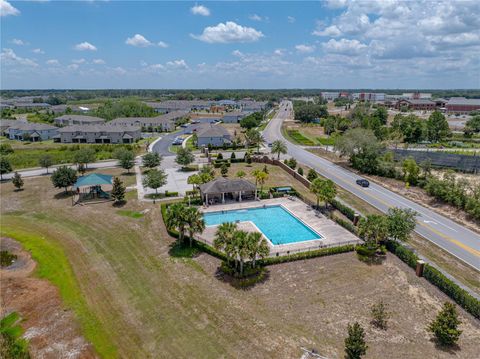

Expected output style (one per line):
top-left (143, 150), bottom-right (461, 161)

top-left (0, 237), bottom-right (97, 359)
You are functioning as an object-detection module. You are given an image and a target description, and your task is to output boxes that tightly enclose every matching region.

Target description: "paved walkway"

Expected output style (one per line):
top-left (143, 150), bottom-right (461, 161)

top-left (198, 198), bottom-right (361, 256)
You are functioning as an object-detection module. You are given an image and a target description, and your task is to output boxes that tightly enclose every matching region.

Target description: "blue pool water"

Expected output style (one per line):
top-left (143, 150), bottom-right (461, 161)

top-left (203, 205), bottom-right (322, 245)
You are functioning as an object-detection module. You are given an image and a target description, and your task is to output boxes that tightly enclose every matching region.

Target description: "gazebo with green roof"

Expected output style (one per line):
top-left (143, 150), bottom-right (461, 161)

top-left (73, 173), bottom-right (113, 202)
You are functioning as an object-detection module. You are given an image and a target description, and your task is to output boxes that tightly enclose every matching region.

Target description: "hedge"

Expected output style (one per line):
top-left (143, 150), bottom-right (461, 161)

top-left (386, 240), bottom-right (480, 319)
top-left (423, 264), bottom-right (480, 319)
top-left (330, 198), bottom-right (356, 221)
top-left (259, 244), bottom-right (355, 266)
top-left (332, 216), bottom-right (357, 235)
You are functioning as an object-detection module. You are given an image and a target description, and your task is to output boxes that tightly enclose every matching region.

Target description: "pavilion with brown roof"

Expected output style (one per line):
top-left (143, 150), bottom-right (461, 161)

top-left (199, 178), bottom-right (257, 205)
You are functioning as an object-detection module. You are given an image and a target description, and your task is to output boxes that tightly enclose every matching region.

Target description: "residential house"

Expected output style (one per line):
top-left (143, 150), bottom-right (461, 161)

top-left (110, 111), bottom-right (186, 132)
top-left (55, 124), bottom-right (141, 144)
top-left (7, 122), bottom-right (58, 141)
top-left (222, 112), bottom-right (245, 123)
top-left (196, 125), bottom-right (232, 147)
top-left (54, 114), bottom-right (106, 126)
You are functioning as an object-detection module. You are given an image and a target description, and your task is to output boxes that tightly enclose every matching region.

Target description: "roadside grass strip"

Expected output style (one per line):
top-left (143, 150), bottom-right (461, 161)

top-left (286, 130), bottom-right (315, 146)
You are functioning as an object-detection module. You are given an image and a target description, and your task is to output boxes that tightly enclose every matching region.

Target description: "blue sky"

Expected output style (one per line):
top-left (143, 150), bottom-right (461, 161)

top-left (1, 0), bottom-right (479, 89)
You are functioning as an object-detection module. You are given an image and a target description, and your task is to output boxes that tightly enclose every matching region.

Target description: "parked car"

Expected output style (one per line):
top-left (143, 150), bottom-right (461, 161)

top-left (356, 179), bottom-right (370, 187)
top-left (180, 124), bottom-right (189, 128)
top-left (267, 142), bottom-right (273, 147)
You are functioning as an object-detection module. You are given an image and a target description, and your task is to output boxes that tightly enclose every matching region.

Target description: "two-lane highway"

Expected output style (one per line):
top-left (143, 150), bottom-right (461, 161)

top-left (264, 101), bottom-right (480, 270)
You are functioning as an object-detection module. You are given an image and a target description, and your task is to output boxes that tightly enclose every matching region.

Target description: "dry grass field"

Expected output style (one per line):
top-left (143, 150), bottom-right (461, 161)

top-left (1, 167), bottom-right (479, 358)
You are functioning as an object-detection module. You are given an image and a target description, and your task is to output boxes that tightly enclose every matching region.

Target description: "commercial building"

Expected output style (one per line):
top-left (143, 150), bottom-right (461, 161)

top-left (352, 92), bottom-right (385, 102)
top-left (7, 122), bottom-right (58, 141)
top-left (55, 124), bottom-right (141, 144)
top-left (54, 114), bottom-right (106, 126)
top-left (321, 92), bottom-right (340, 101)
top-left (395, 99), bottom-right (436, 111)
top-left (196, 125), bottom-right (232, 147)
top-left (446, 97), bottom-right (480, 114)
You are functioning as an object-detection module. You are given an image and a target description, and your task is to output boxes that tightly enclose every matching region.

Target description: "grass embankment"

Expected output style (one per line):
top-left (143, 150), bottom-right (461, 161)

top-left (0, 220), bottom-right (116, 358)
top-left (1, 139), bottom-right (140, 170)
top-left (2, 172), bottom-right (480, 358)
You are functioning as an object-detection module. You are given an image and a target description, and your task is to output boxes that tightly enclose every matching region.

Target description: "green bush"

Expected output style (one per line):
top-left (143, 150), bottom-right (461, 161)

top-left (385, 240), bottom-right (418, 269)
top-left (0, 250), bottom-right (17, 267)
top-left (386, 240), bottom-right (480, 319)
top-left (332, 216), bottom-right (357, 234)
top-left (260, 244), bottom-right (355, 266)
top-left (164, 191), bottom-right (179, 197)
top-left (330, 199), bottom-right (356, 221)
top-left (423, 265), bottom-right (480, 319)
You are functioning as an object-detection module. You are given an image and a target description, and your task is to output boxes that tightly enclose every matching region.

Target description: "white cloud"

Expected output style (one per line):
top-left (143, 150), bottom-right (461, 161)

top-left (125, 34), bottom-right (168, 48)
top-left (1, 48), bottom-right (38, 67)
top-left (126, 34), bottom-right (151, 47)
top-left (11, 38), bottom-right (26, 46)
top-left (295, 44), bottom-right (315, 53)
top-left (190, 4), bottom-right (210, 16)
top-left (68, 63), bottom-right (79, 70)
top-left (274, 48), bottom-right (285, 56)
top-left (324, 0), bottom-right (348, 9)
top-left (92, 58), bottom-right (106, 64)
top-left (322, 38), bottom-right (367, 55)
top-left (313, 25), bottom-right (342, 37)
top-left (287, 16), bottom-right (296, 23)
top-left (74, 42), bottom-right (97, 51)
top-left (46, 59), bottom-right (59, 65)
top-left (32, 48), bottom-right (45, 54)
top-left (166, 59), bottom-right (189, 70)
top-left (249, 14), bottom-right (267, 22)
top-left (112, 66), bottom-right (126, 75)
top-left (232, 50), bottom-right (244, 57)
top-left (0, 0), bottom-right (20, 17)
top-left (191, 21), bottom-right (264, 43)
top-left (72, 58), bottom-right (86, 64)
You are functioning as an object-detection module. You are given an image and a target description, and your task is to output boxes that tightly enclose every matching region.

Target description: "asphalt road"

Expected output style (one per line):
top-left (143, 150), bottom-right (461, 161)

top-left (151, 118), bottom-right (218, 157)
top-left (263, 101), bottom-right (480, 271)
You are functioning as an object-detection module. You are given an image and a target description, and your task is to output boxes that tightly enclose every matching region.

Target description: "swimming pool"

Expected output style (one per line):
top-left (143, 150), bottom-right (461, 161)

top-left (203, 205), bottom-right (323, 245)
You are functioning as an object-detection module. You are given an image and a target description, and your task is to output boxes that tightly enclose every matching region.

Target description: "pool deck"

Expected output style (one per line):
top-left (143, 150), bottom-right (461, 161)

top-left (198, 198), bottom-right (361, 256)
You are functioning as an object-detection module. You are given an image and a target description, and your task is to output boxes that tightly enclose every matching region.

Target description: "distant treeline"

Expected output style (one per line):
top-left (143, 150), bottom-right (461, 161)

top-left (2, 89), bottom-right (480, 101)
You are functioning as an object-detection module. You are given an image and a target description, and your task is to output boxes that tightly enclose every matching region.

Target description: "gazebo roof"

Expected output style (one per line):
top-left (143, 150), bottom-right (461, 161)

top-left (199, 177), bottom-right (256, 194)
top-left (73, 173), bottom-right (113, 189)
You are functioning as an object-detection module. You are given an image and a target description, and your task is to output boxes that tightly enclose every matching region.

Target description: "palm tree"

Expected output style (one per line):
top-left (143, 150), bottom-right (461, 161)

top-left (251, 168), bottom-right (269, 193)
top-left (271, 140), bottom-right (287, 160)
top-left (214, 222), bottom-right (238, 266)
top-left (245, 128), bottom-right (265, 153)
top-left (247, 232), bottom-right (270, 268)
top-left (165, 203), bottom-right (188, 242)
top-left (233, 230), bottom-right (250, 276)
top-left (310, 177), bottom-right (337, 209)
top-left (184, 207), bottom-right (205, 247)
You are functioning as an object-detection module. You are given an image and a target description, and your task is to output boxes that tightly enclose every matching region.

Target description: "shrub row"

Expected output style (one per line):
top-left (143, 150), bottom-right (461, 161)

top-left (423, 265), bottom-right (480, 319)
top-left (331, 216), bottom-right (357, 234)
top-left (259, 244), bottom-right (355, 266)
top-left (330, 198), bottom-right (356, 221)
top-left (386, 240), bottom-right (480, 319)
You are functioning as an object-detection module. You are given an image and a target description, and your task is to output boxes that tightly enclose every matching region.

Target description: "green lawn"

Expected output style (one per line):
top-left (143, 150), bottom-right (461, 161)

top-left (1, 140), bottom-right (141, 170)
top-left (285, 129), bottom-right (315, 146)
top-left (1, 171), bottom-right (479, 358)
